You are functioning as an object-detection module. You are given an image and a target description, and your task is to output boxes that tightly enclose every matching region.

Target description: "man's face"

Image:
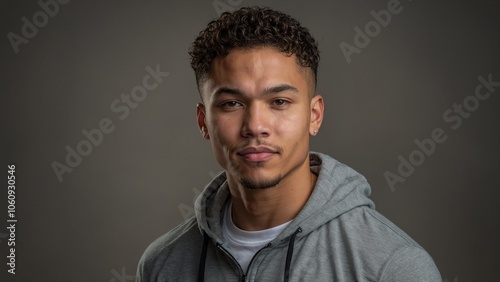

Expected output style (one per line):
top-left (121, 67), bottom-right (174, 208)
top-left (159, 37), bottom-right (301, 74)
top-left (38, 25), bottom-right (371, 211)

top-left (197, 47), bottom-right (323, 189)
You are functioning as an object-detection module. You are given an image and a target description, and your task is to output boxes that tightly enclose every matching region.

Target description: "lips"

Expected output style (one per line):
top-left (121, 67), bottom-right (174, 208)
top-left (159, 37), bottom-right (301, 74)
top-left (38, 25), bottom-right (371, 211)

top-left (237, 146), bottom-right (278, 162)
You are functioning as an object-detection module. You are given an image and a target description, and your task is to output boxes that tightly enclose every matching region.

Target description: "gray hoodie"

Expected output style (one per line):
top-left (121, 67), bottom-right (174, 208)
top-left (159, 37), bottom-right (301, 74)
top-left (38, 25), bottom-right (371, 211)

top-left (136, 152), bottom-right (441, 281)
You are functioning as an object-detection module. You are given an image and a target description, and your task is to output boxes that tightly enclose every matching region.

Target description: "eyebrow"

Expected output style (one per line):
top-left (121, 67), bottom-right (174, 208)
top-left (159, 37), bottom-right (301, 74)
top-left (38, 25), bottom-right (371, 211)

top-left (213, 87), bottom-right (243, 97)
top-left (264, 84), bottom-right (299, 95)
top-left (212, 84), bottom-right (299, 97)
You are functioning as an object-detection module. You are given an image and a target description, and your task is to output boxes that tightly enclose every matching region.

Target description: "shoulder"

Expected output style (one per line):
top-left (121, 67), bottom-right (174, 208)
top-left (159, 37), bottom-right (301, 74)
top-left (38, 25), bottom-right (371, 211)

top-left (333, 206), bottom-right (424, 247)
top-left (136, 217), bottom-right (203, 281)
top-left (335, 207), bottom-right (441, 281)
top-left (142, 217), bottom-right (200, 259)
top-left (380, 244), bottom-right (441, 282)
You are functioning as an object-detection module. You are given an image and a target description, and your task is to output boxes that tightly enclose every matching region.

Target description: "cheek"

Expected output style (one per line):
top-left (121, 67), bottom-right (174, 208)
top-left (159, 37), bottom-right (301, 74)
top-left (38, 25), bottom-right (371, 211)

top-left (208, 116), bottom-right (243, 168)
top-left (274, 108), bottom-right (310, 139)
top-left (209, 116), bottom-right (239, 147)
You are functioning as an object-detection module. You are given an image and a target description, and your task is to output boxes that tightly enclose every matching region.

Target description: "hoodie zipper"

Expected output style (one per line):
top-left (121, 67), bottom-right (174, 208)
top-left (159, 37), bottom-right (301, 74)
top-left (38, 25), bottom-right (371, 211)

top-left (216, 243), bottom-right (245, 281)
top-left (216, 242), bottom-right (272, 282)
top-left (245, 242), bottom-right (272, 280)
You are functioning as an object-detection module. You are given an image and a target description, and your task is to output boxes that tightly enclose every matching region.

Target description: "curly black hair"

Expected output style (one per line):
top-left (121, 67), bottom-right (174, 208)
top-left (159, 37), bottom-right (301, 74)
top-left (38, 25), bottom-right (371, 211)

top-left (189, 6), bottom-right (320, 90)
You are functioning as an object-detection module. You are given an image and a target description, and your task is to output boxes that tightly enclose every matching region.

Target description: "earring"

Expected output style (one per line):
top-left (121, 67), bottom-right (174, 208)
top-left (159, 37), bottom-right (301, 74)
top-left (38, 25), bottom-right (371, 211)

top-left (313, 129), bottom-right (318, 135)
top-left (201, 127), bottom-right (209, 138)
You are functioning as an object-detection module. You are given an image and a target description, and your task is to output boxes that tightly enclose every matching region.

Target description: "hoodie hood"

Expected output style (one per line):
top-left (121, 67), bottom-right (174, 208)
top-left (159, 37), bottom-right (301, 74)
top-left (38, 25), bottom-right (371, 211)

top-left (194, 152), bottom-right (375, 245)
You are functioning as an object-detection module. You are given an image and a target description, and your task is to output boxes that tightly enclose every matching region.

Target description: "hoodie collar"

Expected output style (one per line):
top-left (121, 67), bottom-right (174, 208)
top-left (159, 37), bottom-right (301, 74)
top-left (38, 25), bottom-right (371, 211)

top-left (195, 152), bottom-right (375, 244)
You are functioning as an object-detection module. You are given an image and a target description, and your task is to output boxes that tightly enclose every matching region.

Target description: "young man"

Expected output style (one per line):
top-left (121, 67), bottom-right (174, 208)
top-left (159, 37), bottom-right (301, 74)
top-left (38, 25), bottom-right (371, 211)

top-left (137, 6), bottom-right (441, 281)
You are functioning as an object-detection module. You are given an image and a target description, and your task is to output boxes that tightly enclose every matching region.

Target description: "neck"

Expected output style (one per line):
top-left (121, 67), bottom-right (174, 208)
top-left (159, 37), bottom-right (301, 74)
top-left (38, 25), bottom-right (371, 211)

top-left (227, 160), bottom-right (317, 231)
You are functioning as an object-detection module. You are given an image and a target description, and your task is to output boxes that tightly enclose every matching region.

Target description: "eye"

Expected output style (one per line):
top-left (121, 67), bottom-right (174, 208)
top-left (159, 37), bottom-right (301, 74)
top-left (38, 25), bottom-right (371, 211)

top-left (221, 101), bottom-right (243, 110)
top-left (271, 99), bottom-right (289, 107)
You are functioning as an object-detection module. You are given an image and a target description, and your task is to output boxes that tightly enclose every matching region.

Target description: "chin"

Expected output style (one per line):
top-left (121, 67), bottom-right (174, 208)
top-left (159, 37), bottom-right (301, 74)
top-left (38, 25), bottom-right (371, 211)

top-left (239, 174), bottom-right (282, 190)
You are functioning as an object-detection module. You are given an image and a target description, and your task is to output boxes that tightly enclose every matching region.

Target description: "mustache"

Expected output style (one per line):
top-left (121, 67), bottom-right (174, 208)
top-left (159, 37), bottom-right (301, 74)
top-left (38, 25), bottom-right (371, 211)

top-left (231, 140), bottom-right (284, 155)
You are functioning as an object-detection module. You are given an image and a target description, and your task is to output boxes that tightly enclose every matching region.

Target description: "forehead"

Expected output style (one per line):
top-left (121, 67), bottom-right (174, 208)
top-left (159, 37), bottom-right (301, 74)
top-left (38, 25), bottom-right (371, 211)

top-left (213, 47), bottom-right (298, 72)
top-left (200, 47), bottom-right (313, 100)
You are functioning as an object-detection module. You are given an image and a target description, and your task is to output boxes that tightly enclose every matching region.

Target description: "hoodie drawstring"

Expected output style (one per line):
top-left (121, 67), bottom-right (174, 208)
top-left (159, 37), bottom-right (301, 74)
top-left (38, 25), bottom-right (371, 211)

top-left (284, 227), bottom-right (302, 282)
top-left (198, 231), bottom-right (209, 282)
top-left (197, 227), bottom-right (302, 282)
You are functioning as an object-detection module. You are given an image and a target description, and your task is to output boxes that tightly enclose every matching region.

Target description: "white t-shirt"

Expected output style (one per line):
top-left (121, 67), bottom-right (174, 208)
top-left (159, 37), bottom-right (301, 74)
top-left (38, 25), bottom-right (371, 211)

top-left (221, 200), bottom-right (291, 273)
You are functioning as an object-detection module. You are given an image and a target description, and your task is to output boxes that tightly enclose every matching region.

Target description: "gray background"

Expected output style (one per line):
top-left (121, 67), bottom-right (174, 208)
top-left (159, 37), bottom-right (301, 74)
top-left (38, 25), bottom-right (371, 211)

top-left (1, 0), bottom-right (499, 281)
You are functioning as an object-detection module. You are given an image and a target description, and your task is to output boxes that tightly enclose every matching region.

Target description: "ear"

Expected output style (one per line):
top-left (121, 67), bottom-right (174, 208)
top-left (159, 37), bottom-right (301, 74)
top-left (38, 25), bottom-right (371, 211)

top-left (196, 103), bottom-right (210, 139)
top-left (309, 95), bottom-right (324, 136)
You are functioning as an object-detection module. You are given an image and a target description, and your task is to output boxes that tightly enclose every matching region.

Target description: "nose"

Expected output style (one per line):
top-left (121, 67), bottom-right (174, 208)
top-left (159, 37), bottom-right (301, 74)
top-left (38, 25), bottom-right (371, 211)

top-left (240, 102), bottom-right (271, 138)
